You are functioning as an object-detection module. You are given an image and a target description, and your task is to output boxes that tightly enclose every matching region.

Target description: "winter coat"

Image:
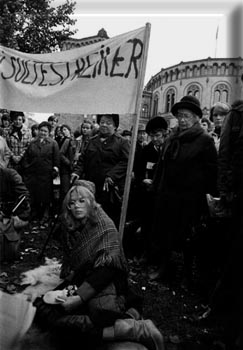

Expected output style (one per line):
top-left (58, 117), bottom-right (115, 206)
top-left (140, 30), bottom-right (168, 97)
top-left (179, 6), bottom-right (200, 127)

top-left (150, 122), bottom-right (218, 261)
top-left (218, 103), bottom-right (243, 197)
top-left (22, 137), bottom-right (60, 204)
top-left (0, 167), bottom-right (30, 220)
top-left (7, 124), bottom-right (32, 171)
top-left (73, 133), bottom-right (130, 200)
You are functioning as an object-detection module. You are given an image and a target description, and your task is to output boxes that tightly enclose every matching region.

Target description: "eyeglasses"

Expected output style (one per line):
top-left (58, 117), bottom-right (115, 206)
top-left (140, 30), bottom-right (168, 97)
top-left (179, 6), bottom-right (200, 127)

top-left (176, 112), bottom-right (194, 120)
top-left (68, 198), bottom-right (86, 208)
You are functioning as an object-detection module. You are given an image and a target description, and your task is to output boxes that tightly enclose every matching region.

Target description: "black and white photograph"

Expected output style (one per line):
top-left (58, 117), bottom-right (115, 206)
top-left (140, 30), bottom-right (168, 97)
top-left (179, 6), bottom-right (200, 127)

top-left (0, 1), bottom-right (242, 349)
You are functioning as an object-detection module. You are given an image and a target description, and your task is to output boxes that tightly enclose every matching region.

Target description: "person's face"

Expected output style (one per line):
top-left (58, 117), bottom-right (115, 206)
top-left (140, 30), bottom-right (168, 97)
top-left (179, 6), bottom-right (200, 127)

top-left (81, 123), bottom-right (92, 136)
top-left (39, 126), bottom-right (50, 139)
top-left (149, 130), bottom-right (166, 147)
top-left (49, 118), bottom-right (58, 128)
top-left (212, 109), bottom-right (226, 128)
top-left (68, 191), bottom-right (89, 220)
top-left (99, 116), bottom-right (116, 136)
top-left (32, 128), bottom-right (39, 137)
top-left (13, 116), bottom-right (24, 128)
top-left (201, 121), bottom-right (209, 132)
top-left (2, 119), bottom-right (10, 127)
top-left (137, 131), bottom-right (147, 143)
top-left (62, 127), bottom-right (71, 138)
top-left (176, 108), bottom-right (199, 131)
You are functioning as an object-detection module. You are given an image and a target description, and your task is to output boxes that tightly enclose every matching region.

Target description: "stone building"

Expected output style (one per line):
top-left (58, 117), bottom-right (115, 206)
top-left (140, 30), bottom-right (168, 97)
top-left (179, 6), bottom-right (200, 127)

top-left (140, 57), bottom-right (243, 127)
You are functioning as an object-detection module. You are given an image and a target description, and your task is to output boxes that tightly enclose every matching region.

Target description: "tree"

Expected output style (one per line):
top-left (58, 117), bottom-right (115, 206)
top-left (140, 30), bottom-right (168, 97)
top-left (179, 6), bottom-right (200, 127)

top-left (0, 0), bottom-right (77, 53)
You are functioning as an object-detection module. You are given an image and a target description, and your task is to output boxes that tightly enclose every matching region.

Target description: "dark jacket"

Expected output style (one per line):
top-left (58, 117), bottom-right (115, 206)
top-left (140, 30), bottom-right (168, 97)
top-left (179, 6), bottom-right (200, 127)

top-left (0, 167), bottom-right (30, 220)
top-left (135, 141), bottom-right (161, 182)
top-left (22, 137), bottom-right (60, 203)
top-left (218, 103), bottom-right (243, 196)
top-left (150, 123), bottom-right (218, 261)
top-left (73, 133), bottom-right (130, 199)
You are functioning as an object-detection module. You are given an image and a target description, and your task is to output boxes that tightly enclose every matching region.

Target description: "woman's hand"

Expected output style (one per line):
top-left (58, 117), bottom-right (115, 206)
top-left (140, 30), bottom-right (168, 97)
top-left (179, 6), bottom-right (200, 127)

top-left (62, 295), bottom-right (83, 313)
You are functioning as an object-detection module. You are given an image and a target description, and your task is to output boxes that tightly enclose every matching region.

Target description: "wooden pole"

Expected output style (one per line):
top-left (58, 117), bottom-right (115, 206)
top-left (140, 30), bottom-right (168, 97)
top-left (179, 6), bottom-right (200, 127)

top-left (119, 23), bottom-right (151, 240)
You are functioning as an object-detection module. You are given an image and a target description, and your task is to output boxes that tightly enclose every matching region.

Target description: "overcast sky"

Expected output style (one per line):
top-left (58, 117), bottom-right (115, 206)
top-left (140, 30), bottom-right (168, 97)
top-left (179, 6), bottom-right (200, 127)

top-left (33, 0), bottom-right (242, 122)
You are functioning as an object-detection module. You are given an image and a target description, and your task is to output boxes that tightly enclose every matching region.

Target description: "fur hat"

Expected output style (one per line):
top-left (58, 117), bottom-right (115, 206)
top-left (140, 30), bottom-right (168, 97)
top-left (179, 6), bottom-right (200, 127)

top-left (146, 116), bottom-right (168, 134)
top-left (73, 180), bottom-right (96, 195)
top-left (97, 114), bottom-right (119, 129)
top-left (171, 96), bottom-right (202, 118)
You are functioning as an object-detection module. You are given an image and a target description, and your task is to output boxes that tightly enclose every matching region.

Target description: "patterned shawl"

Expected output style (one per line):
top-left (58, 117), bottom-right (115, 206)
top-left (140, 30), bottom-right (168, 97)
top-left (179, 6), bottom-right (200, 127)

top-left (60, 206), bottom-right (128, 276)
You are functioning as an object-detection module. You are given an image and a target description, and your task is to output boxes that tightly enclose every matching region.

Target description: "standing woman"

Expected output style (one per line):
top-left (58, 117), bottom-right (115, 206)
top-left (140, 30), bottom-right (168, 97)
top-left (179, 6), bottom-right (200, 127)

top-left (149, 96), bottom-right (218, 285)
top-left (22, 121), bottom-right (60, 223)
top-left (7, 111), bottom-right (32, 176)
top-left (59, 124), bottom-right (75, 203)
top-left (209, 102), bottom-right (230, 151)
top-left (73, 120), bottom-right (93, 168)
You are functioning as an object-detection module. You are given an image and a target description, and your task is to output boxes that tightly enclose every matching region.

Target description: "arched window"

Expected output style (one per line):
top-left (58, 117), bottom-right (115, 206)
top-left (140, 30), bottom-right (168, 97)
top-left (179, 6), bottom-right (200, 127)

top-left (186, 84), bottom-right (200, 99)
top-left (212, 63), bottom-right (218, 75)
top-left (153, 95), bottom-right (159, 116)
top-left (193, 65), bottom-right (198, 77)
top-left (213, 83), bottom-right (230, 104)
top-left (165, 88), bottom-right (176, 113)
top-left (220, 63), bottom-right (226, 75)
top-left (141, 104), bottom-right (149, 119)
top-left (200, 64), bottom-right (206, 75)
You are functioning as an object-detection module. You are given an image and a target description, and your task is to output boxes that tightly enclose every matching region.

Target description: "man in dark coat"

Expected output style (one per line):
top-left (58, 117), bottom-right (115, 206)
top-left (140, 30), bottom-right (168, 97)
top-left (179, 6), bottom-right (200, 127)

top-left (0, 167), bottom-right (30, 261)
top-left (149, 96), bottom-right (218, 285)
top-left (71, 114), bottom-right (130, 227)
top-left (127, 117), bottom-right (168, 259)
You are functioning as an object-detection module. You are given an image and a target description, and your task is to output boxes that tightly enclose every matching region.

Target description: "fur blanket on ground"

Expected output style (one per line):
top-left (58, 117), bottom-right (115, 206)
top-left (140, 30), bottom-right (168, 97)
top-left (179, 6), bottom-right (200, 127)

top-left (17, 258), bottom-right (147, 350)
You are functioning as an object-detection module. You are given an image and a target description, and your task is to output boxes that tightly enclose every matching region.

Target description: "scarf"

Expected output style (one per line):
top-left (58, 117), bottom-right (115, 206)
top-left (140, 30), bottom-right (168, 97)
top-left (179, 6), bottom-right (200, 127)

top-left (60, 206), bottom-right (128, 275)
top-left (162, 122), bottom-right (204, 160)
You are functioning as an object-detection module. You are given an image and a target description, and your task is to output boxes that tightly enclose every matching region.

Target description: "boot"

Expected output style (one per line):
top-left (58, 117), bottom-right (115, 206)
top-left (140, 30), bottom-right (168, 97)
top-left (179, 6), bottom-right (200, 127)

top-left (104, 318), bottom-right (164, 350)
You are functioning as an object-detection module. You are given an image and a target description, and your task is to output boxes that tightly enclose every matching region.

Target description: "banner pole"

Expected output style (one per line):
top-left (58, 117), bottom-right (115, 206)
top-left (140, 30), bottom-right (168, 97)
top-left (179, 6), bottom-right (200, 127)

top-left (119, 23), bottom-right (151, 241)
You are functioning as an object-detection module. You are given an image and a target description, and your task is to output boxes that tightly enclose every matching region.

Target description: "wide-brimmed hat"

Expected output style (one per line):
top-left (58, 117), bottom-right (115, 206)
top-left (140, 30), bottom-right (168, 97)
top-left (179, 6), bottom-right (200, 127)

top-left (146, 116), bottom-right (168, 134)
top-left (171, 96), bottom-right (202, 118)
top-left (97, 114), bottom-right (119, 129)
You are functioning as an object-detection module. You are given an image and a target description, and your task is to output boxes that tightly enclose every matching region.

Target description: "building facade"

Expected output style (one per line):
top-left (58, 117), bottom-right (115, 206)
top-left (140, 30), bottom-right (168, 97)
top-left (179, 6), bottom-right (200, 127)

top-left (140, 57), bottom-right (243, 127)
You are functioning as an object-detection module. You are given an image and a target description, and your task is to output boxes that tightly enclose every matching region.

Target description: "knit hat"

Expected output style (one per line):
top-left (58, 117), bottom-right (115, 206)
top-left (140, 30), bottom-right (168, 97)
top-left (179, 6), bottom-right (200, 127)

top-left (171, 96), bottom-right (202, 118)
top-left (146, 116), bottom-right (168, 134)
top-left (97, 114), bottom-right (119, 129)
top-left (73, 180), bottom-right (96, 195)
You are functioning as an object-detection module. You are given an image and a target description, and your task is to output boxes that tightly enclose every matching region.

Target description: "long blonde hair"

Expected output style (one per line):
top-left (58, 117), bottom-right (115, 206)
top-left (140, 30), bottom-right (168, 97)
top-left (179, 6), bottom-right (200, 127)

top-left (61, 185), bottom-right (99, 230)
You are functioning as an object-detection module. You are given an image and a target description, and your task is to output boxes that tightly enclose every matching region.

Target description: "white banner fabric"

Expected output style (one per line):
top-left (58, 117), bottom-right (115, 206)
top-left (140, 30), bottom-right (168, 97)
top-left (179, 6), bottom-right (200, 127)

top-left (0, 26), bottom-right (146, 114)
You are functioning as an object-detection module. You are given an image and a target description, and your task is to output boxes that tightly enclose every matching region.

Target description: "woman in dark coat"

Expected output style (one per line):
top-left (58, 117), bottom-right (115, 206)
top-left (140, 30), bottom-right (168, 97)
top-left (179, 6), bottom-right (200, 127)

top-left (149, 96), bottom-right (218, 284)
top-left (22, 121), bottom-right (60, 223)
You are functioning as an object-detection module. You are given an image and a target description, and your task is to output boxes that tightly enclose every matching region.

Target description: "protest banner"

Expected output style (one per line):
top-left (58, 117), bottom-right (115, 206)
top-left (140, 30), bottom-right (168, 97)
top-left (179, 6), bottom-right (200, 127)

top-left (0, 26), bottom-right (148, 115)
top-left (0, 23), bottom-right (151, 239)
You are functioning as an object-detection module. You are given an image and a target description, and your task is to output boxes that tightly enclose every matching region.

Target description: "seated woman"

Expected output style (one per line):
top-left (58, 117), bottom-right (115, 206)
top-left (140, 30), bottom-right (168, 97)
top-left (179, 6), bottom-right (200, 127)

top-left (34, 180), bottom-right (164, 350)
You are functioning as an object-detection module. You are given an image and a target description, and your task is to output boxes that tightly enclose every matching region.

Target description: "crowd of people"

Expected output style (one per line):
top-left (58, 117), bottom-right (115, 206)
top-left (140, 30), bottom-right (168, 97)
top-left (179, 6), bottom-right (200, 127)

top-left (0, 95), bottom-right (241, 349)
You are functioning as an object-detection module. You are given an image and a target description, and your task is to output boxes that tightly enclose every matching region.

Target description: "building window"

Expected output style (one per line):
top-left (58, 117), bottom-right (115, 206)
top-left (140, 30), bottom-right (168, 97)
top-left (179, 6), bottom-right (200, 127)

top-left (212, 63), bottom-right (218, 75)
top-left (153, 95), bottom-right (159, 116)
top-left (165, 88), bottom-right (176, 113)
top-left (187, 84), bottom-right (200, 99)
top-left (200, 64), bottom-right (206, 75)
top-left (213, 83), bottom-right (229, 103)
top-left (141, 104), bottom-right (149, 118)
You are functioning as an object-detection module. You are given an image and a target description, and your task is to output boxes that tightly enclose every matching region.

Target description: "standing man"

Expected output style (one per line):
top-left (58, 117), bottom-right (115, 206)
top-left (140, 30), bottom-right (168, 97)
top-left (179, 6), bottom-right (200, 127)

top-left (71, 114), bottom-right (130, 227)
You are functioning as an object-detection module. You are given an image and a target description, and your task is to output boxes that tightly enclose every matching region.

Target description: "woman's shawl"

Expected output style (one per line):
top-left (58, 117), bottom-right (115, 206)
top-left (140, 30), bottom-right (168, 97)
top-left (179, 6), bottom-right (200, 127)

top-left (60, 206), bottom-right (128, 276)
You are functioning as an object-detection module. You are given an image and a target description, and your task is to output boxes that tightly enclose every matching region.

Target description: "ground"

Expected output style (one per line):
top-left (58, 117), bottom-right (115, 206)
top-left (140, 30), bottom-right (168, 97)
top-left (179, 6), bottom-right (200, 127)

top-left (0, 222), bottom-right (228, 350)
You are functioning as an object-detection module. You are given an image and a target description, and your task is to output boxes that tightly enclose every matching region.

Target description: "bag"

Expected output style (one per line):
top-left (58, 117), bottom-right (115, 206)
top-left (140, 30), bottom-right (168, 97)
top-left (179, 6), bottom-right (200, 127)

top-left (0, 218), bottom-right (21, 262)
